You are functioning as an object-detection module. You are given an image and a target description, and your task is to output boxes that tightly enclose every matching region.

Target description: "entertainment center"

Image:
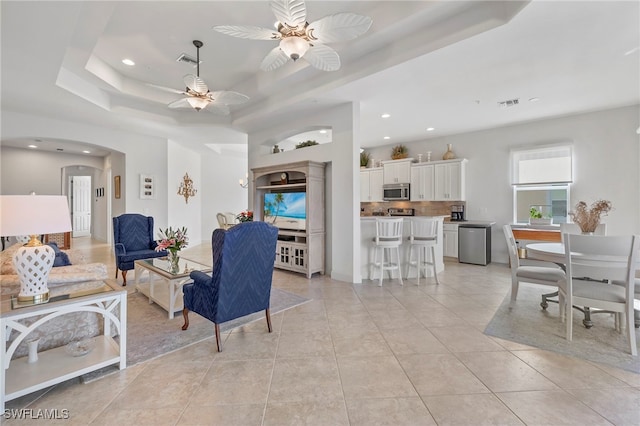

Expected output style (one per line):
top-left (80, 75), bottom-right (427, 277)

top-left (252, 161), bottom-right (325, 278)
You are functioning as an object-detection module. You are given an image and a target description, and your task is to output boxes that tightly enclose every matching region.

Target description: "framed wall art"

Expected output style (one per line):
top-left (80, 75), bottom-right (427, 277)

top-left (140, 174), bottom-right (155, 199)
top-left (114, 176), bottom-right (121, 199)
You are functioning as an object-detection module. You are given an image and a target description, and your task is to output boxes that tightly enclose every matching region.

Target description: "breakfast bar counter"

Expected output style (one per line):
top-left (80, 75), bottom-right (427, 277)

top-left (360, 216), bottom-right (446, 282)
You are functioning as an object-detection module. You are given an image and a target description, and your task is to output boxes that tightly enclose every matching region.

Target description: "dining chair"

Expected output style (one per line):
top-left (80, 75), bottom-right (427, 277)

top-left (560, 234), bottom-right (639, 356)
top-left (559, 222), bottom-right (606, 242)
top-left (371, 218), bottom-right (404, 286)
top-left (503, 225), bottom-right (566, 307)
top-left (406, 217), bottom-right (439, 285)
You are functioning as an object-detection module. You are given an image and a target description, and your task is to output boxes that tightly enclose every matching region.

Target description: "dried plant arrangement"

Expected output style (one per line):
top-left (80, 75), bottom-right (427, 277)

top-left (569, 200), bottom-right (612, 233)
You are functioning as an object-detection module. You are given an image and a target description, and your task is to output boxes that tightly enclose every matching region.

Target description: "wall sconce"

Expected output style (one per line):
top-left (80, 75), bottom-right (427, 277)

top-left (239, 172), bottom-right (249, 189)
top-left (177, 173), bottom-right (197, 203)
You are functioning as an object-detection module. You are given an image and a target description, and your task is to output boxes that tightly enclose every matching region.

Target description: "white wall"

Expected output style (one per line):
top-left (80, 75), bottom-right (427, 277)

top-left (0, 146), bottom-right (103, 195)
top-left (1, 111), bottom-right (169, 230)
top-left (167, 140), bottom-right (202, 246)
top-left (365, 105), bottom-right (640, 263)
top-left (199, 150), bottom-right (250, 244)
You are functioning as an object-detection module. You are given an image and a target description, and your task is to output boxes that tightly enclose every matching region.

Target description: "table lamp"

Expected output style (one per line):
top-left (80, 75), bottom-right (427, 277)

top-left (0, 195), bottom-right (72, 303)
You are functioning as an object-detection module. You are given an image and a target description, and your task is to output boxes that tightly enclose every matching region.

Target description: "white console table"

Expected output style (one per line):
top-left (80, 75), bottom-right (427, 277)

top-left (1, 280), bottom-right (127, 411)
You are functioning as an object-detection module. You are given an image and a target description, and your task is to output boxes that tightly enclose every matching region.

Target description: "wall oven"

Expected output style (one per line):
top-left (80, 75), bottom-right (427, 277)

top-left (383, 183), bottom-right (410, 201)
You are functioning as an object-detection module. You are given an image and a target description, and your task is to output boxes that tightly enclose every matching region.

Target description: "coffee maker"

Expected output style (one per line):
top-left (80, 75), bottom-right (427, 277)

top-left (451, 204), bottom-right (465, 221)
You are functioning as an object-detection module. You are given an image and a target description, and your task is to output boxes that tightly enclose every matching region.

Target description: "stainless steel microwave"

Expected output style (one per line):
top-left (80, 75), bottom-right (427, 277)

top-left (383, 183), bottom-right (410, 201)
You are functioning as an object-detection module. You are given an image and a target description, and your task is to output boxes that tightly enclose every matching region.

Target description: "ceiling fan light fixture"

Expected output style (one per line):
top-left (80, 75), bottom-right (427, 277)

top-left (279, 36), bottom-right (309, 61)
top-left (187, 97), bottom-right (210, 111)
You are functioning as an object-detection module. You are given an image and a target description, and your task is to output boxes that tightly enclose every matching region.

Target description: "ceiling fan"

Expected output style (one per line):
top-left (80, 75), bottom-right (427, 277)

top-left (148, 40), bottom-right (249, 114)
top-left (213, 0), bottom-right (372, 72)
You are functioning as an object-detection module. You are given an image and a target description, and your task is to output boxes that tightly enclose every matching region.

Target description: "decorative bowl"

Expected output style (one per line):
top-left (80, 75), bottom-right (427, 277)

top-left (65, 338), bottom-right (95, 357)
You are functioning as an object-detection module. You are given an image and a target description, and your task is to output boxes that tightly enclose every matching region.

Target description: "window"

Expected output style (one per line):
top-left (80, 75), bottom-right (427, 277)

top-left (511, 144), bottom-right (572, 224)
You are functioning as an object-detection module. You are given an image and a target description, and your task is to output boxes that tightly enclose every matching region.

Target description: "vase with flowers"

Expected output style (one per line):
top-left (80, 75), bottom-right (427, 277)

top-left (236, 211), bottom-right (253, 223)
top-left (568, 200), bottom-right (612, 234)
top-left (156, 226), bottom-right (189, 272)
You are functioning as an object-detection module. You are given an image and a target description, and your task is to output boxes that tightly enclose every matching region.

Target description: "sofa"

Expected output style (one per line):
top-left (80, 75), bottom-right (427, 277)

top-left (1, 243), bottom-right (109, 358)
top-left (0, 243), bottom-right (108, 296)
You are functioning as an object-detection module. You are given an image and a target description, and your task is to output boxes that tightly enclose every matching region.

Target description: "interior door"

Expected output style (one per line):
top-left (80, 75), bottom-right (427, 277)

top-left (71, 175), bottom-right (91, 237)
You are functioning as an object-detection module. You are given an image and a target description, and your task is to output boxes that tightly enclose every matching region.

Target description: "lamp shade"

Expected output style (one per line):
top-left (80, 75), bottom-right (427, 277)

top-left (0, 195), bottom-right (72, 236)
top-left (279, 36), bottom-right (310, 60)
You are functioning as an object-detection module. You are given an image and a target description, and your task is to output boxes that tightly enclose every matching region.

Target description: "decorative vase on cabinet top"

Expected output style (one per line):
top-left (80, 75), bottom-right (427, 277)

top-left (442, 144), bottom-right (456, 160)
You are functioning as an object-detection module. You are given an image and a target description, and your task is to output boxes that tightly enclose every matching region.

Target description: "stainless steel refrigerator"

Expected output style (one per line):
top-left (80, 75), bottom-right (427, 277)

top-left (458, 224), bottom-right (492, 265)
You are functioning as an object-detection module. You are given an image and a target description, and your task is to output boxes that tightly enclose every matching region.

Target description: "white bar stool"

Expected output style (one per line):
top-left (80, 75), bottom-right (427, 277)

top-left (406, 217), bottom-right (439, 285)
top-left (371, 218), bottom-right (404, 286)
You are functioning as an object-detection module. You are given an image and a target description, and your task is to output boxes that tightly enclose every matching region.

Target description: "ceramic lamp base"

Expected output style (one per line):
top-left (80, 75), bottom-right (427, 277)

top-left (13, 244), bottom-right (55, 302)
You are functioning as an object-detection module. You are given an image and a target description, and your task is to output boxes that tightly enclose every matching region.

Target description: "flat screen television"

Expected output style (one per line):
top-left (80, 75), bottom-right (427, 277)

top-left (264, 192), bottom-right (306, 231)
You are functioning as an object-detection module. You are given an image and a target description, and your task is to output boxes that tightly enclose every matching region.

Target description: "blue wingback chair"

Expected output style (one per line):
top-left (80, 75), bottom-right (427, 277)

top-left (182, 221), bottom-right (278, 352)
top-left (113, 214), bottom-right (167, 286)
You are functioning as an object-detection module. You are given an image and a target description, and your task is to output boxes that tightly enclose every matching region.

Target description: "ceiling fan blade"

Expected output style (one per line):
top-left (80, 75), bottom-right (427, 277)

top-left (260, 46), bottom-right (291, 71)
top-left (184, 74), bottom-right (209, 94)
top-left (270, 0), bottom-right (306, 28)
top-left (204, 103), bottom-right (231, 116)
top-left (307, 13), bottom-right (373, 44)
top-left (213, 25), bottom-right (280, 40)
top-left (210, 91), bottom-right (250, 105)
top-left (167, 98), bottom-right (192, 109)
top-left (303, 44), bottom-right (340, 71)
top-left (146, 83), bottom-right (186, 95)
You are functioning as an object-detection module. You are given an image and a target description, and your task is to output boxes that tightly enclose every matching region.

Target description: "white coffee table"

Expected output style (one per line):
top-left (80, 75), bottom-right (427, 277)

top-left (134, 257), bottom-right (211, 319)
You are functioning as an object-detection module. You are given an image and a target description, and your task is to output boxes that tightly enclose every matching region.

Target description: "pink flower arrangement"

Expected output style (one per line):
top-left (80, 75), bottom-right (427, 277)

top-left (236, 211), bottom-right (254, 223)
top-left (155, 226), bottom-right (189, 252)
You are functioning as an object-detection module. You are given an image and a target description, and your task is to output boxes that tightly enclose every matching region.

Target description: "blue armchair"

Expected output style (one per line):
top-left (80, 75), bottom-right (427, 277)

top-left (182, 221), bottom-right (278, 352)
top-left (113, 213), bottom-right (167, 286)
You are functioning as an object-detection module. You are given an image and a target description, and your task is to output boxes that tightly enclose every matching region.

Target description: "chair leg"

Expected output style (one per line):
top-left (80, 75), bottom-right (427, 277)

top-left (215, 323), bottom-right (222, 352)
top-left (121, 270), bottom-right (128, 286)
top-left (566, 296), bottom-right (573, 342)
top-left (115, 268), bottom-right (119, 279)
top-left (378, 247), bottom-right (383, 287)
top-left (181, 308), bottom-right (190, 330)
top-left (395, 246), bottom-right (403, 285)
top-left (431, 246), bottom-right (439, 285)
top-left (626, 308), bottom-right (637, 356)
top-left (266, 308), bottom-right (272, 333)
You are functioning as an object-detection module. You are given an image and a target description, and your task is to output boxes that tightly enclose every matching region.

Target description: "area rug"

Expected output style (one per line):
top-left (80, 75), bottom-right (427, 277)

top-left (484, 286), bottom-right (640, 373)
top-left (81, 288), bottom-right (309, 382)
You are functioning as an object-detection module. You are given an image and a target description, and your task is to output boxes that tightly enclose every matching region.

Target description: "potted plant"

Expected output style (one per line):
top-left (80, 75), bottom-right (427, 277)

top-left (295, 140), bottom-right (319, 149)
top-left (529, 205), bottom-right (552, 225)
top-left (360, 151), bottom-right (371, 168)
top-left (391, 144), bottom-right (408, 160)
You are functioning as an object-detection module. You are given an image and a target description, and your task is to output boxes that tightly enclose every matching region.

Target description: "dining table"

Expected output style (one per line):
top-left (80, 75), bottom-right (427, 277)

top-left (526, 242), bottom-right (640, 328)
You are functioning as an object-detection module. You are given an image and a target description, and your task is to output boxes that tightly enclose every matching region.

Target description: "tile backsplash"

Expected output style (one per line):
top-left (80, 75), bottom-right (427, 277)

top-left (361, 201), bottom-right (466, 217)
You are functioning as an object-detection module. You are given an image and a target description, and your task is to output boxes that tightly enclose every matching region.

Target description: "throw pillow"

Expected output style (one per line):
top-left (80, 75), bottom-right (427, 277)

top-left (47, 242), bottom-right (72, 267)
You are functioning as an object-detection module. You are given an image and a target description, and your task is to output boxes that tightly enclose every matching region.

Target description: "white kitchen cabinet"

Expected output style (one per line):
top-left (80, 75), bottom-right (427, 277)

top-left (443, 223), bottom-right (459, 258)
top-left (410, 163), bottom-right (435, 201)
top-left (434, 159), bottom-right (466, 201)
top-left (382, 158), bottom-right (412, 184)
top-left (360, 168), bottom-right (384, 202)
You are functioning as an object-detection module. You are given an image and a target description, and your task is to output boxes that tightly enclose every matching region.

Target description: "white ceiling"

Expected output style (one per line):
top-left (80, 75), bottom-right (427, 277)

top-left (1, 1), bottom-right (638, 157)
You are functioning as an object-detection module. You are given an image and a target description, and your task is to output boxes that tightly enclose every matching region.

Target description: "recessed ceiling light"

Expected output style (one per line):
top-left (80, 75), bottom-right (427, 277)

top-left (82, 150), bottom-right (91, 154)
top-left (28, 145), bottom-right (37, 148)
top-left (319, 129), bottom-right (327, 134)
top-left (381, 113), bottom-right (391, 118)
top-left (529, 97), bottom-right (540, 102)
top-left (383, 136), bottom-right (390, 140)
top-left (426, 127), bottom-right (435, 132)
top-left (122, 58), bottom-right (135, 66)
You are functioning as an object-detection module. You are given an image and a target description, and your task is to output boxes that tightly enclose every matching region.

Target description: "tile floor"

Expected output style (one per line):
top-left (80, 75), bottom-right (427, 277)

top-left (4, 237), bottom-right (639, 425)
